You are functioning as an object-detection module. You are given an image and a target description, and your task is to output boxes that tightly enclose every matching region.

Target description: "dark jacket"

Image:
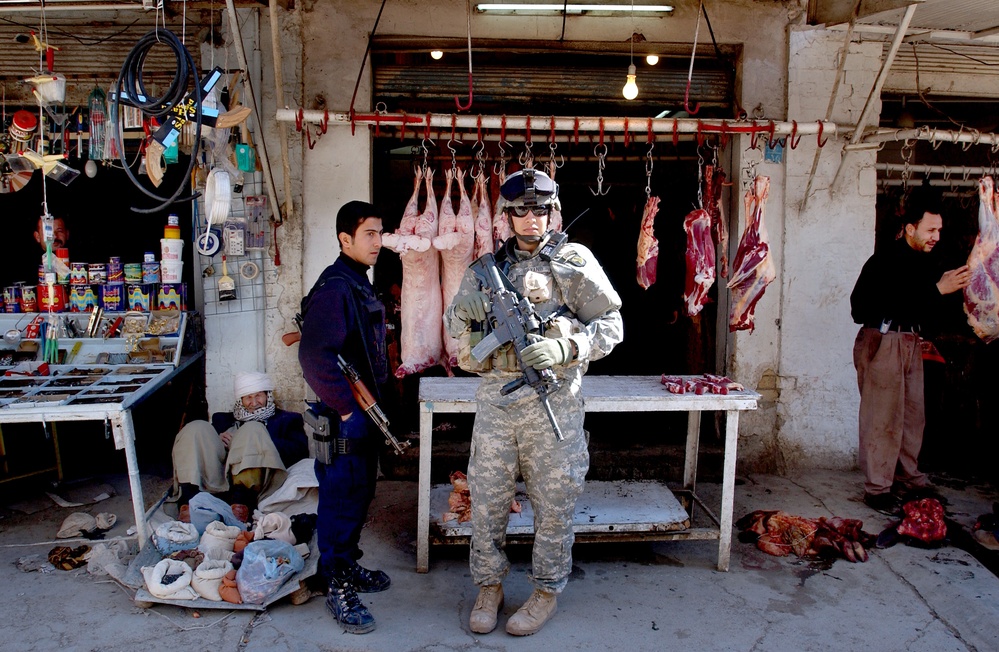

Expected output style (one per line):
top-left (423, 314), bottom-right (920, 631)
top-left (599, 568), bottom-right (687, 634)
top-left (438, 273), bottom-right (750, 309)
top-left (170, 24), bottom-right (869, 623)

top-left (211, 408), bottom-right (308, 468)
top-left (851, 237), bottom-right (946, 333)
top-left (298, 255), bottom-right (388, 417)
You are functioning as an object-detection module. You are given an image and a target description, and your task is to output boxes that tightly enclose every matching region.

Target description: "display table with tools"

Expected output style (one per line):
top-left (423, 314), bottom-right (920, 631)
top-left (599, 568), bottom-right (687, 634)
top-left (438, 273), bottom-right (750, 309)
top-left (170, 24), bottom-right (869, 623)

top-left (417, 375), bottom-right (759, 573)
top-left (0, 311), bottom-right (195, 548)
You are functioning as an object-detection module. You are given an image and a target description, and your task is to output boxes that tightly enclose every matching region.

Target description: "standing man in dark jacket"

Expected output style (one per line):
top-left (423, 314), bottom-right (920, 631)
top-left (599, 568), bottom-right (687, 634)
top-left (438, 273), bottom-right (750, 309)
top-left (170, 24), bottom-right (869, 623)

top-left (298, 201), bottom-right (390, 635)
top-left (850, 187), bottom-right (971, 514)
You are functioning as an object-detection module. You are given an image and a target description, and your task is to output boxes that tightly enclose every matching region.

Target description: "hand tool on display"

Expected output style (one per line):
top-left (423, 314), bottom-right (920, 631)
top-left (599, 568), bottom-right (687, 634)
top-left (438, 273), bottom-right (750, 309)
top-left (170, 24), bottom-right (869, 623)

top-left (104, 316), bottom-right (123, 339)
top-left (65, 341), bottom-right (82, 364)
top-left (218, 254), bottom-right (237, 301)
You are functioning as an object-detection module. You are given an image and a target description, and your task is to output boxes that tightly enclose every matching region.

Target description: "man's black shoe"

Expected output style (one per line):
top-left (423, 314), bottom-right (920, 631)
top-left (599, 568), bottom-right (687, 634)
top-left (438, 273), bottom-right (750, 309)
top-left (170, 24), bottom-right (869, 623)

top-left (864, 492), bottom-right (901, 515)
top-left (326, 579), bottom-right (376, 634)
top-left (348, 563), bottom-right (391, 593)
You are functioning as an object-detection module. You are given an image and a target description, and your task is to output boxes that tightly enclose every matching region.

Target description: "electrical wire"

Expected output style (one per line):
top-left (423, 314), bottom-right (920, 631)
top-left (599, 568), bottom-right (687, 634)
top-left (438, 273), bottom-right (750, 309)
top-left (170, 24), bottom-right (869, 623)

top-left (112, 28), bottom-right (203, 213)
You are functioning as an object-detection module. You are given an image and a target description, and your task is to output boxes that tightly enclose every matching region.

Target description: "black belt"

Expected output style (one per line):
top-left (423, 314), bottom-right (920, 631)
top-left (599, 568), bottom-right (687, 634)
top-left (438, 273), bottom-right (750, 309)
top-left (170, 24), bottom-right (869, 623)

top-left (315, 434), bottom-right (367, 455)
top-left (864, 323), bottom-right (920, 334)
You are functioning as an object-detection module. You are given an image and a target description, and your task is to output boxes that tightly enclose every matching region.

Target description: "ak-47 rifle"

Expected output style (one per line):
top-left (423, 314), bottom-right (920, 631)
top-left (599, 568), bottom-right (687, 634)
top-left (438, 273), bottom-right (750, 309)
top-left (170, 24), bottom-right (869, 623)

top-left (469, 251), bottom-right (564, 442)
top-left (337, 354), bottom-right (410, 455)
top-left (283, 313), bottom-right (410, 455)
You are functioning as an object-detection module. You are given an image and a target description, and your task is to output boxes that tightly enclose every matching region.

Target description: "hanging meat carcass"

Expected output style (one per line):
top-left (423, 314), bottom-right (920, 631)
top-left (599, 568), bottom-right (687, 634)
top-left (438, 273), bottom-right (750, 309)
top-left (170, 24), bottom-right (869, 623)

top-left (964, 176), bottom-right (999, 342)
top-left (547, 158), bottom-right (563, 232)
top-left (705, 165), bottom-right (729, 279)
top-left (492, 168), bottom-right (512, 248)
top-left (472, 171), bottom-right (493, 259)
top-left (683, 206), bottom-right (715, 316)
top-left (636, 195), bottom-right (660, 290)
top-left (435, 167), bottom-right (476, 372)
top-left (382, 168), bottom-right (443, 376)
top-left (727, 175), bottom-right (776, 332)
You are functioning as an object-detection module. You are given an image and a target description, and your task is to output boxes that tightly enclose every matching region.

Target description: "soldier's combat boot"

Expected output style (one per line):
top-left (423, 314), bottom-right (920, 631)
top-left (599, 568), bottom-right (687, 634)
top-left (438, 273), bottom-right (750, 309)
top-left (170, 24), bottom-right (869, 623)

top-left (326, 577), bottom-right (376, 634)
top-left (469, 584), bottom-right (504, 634)
top-left (505, 588), bottom-right (557, 636)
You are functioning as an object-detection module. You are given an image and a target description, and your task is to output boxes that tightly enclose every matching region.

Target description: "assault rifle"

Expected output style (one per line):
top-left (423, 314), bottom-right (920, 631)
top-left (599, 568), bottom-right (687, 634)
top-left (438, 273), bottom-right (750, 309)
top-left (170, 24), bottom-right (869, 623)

top-left (283, 313), bottom-right (410, 455)
top-left (469, 252), bottom-right (564, 442)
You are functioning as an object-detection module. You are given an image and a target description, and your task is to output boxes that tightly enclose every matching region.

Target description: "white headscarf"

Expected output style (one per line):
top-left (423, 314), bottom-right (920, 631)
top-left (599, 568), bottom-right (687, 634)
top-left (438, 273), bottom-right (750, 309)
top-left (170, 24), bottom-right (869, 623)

top-left (232, 371), bottom-right (276, 423)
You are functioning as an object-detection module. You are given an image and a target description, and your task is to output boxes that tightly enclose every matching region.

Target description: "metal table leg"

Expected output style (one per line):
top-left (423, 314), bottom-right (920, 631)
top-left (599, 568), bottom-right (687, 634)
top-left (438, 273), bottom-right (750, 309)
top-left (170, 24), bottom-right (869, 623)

top-left (717, 410), bottom-right (740, 571)
top-left (416, 402), bottom-right (434, 573)
top-left (111, 410), bottom-right (148, 549)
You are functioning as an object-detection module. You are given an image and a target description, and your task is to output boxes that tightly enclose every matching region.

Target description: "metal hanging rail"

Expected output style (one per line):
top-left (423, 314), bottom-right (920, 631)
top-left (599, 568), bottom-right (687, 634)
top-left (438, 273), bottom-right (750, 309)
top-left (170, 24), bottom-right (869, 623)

top-left (275, 109), bottom-right (839, 143)
top-left (862, 126), bottom-right (999, 148)
top-left (877, 163), bottom-right (995, 177)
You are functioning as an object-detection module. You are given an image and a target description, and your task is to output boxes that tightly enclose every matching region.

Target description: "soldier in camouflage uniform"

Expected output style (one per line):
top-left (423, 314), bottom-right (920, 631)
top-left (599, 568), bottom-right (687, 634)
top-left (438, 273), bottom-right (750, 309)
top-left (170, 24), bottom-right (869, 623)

top-left (444, 169), bottom-right (623, 636)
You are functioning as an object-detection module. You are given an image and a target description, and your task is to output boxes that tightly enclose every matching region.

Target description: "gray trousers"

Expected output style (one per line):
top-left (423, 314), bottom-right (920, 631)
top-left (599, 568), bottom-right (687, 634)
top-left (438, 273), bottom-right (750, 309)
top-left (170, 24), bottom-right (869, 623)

top-left (853, 328), bottom-right (929, 495)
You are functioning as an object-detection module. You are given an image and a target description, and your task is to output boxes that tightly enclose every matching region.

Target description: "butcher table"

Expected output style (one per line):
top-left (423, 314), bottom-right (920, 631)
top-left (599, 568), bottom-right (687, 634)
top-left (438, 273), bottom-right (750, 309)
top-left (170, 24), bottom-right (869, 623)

top-left (416, 375), bottom-right (759, 573)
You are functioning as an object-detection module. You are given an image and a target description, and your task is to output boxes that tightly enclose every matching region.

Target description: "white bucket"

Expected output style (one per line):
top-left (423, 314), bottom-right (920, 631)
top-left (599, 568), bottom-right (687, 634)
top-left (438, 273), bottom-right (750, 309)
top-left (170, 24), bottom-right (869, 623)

top-left (160, 238), bottom-right (184, 261)
top-left (160, 260), bottom-right (184, 283)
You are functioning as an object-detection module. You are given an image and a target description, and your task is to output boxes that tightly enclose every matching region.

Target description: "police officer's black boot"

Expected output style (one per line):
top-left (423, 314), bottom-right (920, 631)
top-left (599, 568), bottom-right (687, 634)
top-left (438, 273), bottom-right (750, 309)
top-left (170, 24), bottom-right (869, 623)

top-left (326, 574), bottom-right (376, 634)
top-left (346, 562), bottom-right (391, 593)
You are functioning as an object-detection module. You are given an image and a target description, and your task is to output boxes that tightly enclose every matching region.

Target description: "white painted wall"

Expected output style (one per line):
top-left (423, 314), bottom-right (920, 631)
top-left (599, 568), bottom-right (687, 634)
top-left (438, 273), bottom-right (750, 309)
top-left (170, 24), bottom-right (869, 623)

top-left (227, 0), bottom-right (892, 472)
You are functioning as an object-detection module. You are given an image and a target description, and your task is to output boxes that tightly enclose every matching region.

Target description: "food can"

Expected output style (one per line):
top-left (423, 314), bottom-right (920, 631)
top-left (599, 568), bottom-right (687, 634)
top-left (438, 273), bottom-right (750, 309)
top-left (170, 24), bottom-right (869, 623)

top-left (157, 283), bottom-right (186, 310)
top-left (124, 263), bottom-right (143, 284)
top-left (56, 248), bottom-right (70, 284)
top-left (4, 286), bottom-right (22, 313)
top-left (38, 264), bottom-right (47, 284)
top-left (142, 261), bottom-right (160, 284)
top-left (70, 285), bottom-right (97, 312)
top-left (126, 284), bottom-right (151, 311)
top-left (20, 285), bottom-right (37, 312)
top-left (107, 256), bottom-right (124, 284)
top-left (100, 284), bottom-right (123, 312)
top-left (37, 284), bottom-right (66, 312)
top-left (88, 262), bottom-right (107, 285)
top-left (70, 262), bottom-right (89, 285)
top-left (143, 251), bottom-right (156, 263)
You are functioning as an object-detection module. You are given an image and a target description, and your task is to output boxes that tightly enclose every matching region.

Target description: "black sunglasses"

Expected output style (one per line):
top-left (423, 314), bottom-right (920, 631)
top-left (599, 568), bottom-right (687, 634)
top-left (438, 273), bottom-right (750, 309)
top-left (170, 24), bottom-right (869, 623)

top-left (506, 205), bottom-right (552, 218)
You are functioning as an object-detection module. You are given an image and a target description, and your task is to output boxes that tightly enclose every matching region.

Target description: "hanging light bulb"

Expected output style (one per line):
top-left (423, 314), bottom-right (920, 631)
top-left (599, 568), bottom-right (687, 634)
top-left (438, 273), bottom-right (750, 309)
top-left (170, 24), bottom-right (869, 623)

top-left (646, 54), bottom-right (659, 65)
top-left (623, 64), bottom-right (639, 100)
top-left (622, 0), bottom-right (638, 100)
top-left (430, 50), bottom-right (444, 60)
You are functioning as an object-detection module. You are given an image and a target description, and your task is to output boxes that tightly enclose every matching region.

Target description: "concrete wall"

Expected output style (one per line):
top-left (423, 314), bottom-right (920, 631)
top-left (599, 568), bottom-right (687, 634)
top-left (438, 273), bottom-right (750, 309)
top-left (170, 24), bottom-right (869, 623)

top-left (749, 29), bottom-right (882, 472)
top-left (219, 0), bottom-right (892, 473)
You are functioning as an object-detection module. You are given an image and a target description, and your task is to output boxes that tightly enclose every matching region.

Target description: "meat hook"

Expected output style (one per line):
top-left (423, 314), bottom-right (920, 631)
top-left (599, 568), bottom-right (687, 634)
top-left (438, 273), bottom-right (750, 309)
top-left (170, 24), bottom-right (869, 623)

top-left (590, 144), bottom-right (611, 196)
top-left (683, 0), bottom-right (704, 116)
top-left (455, 0), bottom-right (474, 110)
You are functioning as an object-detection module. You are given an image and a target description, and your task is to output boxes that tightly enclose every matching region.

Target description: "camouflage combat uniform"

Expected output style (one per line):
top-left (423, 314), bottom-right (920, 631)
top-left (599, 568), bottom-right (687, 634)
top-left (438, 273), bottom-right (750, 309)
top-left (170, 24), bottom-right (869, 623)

top-left (444, 236), bottom-right (623, 594)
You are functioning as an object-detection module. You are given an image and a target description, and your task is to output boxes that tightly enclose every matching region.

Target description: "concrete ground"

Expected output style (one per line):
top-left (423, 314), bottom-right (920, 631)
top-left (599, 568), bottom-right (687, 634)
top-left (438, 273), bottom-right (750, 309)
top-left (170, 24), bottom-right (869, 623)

top-left (1, 468), bottom-right (998, 652)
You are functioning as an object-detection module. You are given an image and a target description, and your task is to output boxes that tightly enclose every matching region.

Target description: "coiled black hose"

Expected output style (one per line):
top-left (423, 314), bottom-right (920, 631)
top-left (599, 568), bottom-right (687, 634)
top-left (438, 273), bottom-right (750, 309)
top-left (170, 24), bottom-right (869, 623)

top-left (113, 29), bottom-right (202, 214)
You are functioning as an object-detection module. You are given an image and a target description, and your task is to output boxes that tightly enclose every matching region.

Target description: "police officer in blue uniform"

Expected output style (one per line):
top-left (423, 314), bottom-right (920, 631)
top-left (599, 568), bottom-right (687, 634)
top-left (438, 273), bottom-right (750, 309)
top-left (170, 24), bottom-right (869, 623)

top-left (298, 201), bottom-right (390, 635)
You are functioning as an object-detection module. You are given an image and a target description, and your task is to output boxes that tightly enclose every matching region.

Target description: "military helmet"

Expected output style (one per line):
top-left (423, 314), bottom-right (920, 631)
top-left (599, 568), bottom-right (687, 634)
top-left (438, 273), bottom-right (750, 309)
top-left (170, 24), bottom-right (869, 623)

top-left (497, 168), bottom-right (560, 213)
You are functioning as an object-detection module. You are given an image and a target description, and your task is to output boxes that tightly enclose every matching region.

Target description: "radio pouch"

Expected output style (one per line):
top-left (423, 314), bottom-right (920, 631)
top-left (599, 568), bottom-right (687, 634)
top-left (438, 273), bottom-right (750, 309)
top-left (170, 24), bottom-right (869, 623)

top-left (304, 408), bottom-right (335, 465)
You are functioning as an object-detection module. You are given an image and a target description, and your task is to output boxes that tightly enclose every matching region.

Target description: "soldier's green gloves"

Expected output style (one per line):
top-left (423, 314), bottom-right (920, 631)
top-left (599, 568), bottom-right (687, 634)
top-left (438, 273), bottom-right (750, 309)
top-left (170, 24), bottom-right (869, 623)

top-left (454, 291), bottom-right (490, 322)
top-left (521, 337), bottom-right (573, 370)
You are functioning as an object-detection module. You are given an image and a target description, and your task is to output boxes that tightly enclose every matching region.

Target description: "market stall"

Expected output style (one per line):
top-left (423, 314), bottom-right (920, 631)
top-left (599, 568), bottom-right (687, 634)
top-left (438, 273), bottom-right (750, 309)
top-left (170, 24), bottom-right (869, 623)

top-left (416, 375), bottom-right (759, 573)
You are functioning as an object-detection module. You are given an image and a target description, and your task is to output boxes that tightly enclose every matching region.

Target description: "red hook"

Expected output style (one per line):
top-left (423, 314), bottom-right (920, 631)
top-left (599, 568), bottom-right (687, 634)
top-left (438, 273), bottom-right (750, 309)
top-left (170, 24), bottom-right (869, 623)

top-left (318, 108), bottom-right (329, 135)
top-left (306, 125), bottom-right (317, 150)
top-left (684, 79), bottom-right (701, 116)
top-left (295, 108), bottom-right (304, 132)
top-left (817, 121), bottom-right (828, 147)
top-left (672, 119), bottom-right (679, 147)
top-left (696, 120), bottom-right (705, 148)
top-left (623, 118), bottom-right (630, 148)
top-left (455, 72), bottom-right (473, 111)
top-left (789, 120), bottom-right (802, 149)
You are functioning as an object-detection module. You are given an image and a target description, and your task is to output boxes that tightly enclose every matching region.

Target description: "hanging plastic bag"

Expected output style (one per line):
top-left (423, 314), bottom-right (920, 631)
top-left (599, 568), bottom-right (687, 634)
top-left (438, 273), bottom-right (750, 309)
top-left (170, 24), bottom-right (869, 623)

top-left (235, 539), bottom-right (304, 604)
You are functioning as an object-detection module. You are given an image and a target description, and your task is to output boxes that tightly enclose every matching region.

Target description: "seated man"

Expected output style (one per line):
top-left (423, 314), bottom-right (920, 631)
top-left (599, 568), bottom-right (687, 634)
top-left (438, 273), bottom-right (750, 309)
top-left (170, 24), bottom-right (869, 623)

top-left (171, 371), bottom-right (309, 512)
